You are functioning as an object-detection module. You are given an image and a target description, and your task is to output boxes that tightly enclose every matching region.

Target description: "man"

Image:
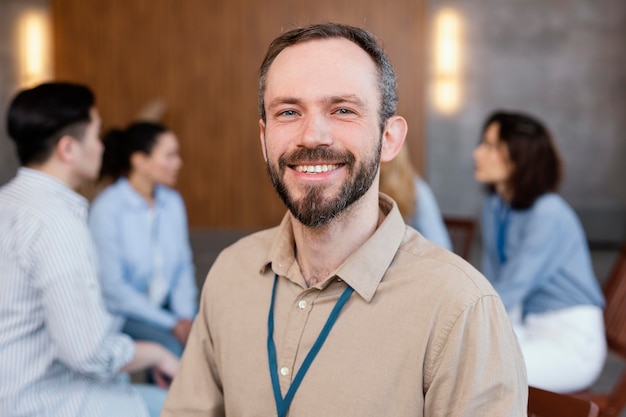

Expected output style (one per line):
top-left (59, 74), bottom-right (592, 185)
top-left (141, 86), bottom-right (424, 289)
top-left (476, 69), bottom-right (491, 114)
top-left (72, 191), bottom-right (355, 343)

top-left (163, 23), bottom-right (527, 416)
top-left (0, 82), bottom-right (178, 417)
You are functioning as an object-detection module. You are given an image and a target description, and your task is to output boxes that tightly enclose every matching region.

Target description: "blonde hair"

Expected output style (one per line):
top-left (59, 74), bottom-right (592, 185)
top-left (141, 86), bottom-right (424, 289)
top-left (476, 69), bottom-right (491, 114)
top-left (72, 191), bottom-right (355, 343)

top-left (379, 145), bottom-right (417, 219)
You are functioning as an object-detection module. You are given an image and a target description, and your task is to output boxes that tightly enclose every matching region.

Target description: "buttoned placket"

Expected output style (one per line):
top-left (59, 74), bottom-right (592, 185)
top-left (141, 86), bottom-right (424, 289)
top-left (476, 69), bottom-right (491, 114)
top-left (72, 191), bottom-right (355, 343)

top-left (276, 286), bottom-right (317, 393)
top-left (273, 278), bottom-right (347, 395)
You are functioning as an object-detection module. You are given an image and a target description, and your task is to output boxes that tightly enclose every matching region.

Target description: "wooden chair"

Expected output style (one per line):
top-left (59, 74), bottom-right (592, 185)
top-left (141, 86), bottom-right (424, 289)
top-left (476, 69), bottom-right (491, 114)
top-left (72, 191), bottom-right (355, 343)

top-left (442, 216), bottom-right (476, 261)
top-left (529, 386), bottom-right (599, 417)
top-left (573, 243), bottom-right (626, 417)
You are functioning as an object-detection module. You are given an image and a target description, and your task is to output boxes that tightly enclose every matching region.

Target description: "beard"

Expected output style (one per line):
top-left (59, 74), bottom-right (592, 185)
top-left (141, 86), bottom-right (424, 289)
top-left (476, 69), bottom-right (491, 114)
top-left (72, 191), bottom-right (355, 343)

top-left (266, 142), bottom-right (382, 228)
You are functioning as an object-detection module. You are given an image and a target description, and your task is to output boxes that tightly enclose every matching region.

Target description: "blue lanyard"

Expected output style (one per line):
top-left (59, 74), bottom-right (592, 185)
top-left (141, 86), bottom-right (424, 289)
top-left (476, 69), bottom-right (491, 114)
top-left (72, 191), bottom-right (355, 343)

top-left (494, 200), bottom-right (511, 264)
top-left (267, 274), bottom-right (354, 417)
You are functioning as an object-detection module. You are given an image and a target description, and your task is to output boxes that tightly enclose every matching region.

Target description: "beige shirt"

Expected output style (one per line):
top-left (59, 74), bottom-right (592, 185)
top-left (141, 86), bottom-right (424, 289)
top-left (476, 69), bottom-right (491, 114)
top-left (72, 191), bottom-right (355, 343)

top-left (163, 195), bottom-right (527, 417)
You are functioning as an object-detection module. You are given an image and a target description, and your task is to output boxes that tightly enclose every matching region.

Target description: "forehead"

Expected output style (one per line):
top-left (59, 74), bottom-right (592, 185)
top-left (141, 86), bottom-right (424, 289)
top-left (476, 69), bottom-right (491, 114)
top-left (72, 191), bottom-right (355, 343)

top-left (484, 122), bottom-right (501, 142)
top-left (149, 131), bottom-right (177, 153)
top-left (264, 37), bottom-right (379, 101)
top-left (155, 131), bottom-right (177, 146)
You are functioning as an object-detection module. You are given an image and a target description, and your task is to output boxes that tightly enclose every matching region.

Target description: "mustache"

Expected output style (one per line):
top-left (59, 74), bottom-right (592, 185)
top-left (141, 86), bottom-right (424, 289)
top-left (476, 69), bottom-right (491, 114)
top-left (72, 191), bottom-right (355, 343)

top-left (278, 147), bottom-right (355, 169)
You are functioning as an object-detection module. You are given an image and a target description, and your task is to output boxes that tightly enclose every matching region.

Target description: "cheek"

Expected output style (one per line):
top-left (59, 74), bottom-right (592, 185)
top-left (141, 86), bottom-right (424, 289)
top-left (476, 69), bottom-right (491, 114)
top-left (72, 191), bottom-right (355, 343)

top-left (89, 144), bottom-right (103, 162)
top-left (159, 160), bottom-right (176, 175)
top-left (264, 127), bottom-right (290, 151)
top-left (262, 136), bottom-right (285, 162)
top-left (496, 154), bottom-right (512, 173)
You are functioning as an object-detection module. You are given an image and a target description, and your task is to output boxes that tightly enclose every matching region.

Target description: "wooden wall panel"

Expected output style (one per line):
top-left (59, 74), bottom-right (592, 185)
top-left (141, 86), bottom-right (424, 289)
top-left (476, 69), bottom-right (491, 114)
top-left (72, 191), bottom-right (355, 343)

top-left (51, 0), bottom-right (426, 228)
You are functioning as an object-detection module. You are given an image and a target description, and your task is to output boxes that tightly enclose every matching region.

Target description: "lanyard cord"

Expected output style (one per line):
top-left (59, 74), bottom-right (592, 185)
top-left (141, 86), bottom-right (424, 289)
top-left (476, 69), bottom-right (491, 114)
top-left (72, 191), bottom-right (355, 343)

top-left (267, 274), bottom-right (354, 417)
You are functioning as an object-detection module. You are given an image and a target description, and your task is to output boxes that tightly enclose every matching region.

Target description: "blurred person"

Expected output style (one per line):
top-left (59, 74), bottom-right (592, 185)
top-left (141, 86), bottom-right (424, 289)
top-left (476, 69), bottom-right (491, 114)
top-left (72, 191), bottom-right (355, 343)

top-left (162, 23), bottom-right (527, 417)
top-left (380, 145), bottom-right (452, 249)
top-left (0, 82), bottom-right (178, 417)
top-left (473, 110), bottom-right (606, 392)
top-left (89, 122), bottom-right (197, 358)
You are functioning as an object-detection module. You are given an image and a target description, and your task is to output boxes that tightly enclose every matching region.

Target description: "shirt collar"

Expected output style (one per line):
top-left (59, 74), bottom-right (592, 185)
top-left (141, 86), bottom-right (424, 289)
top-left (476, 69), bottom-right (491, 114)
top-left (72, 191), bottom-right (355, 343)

top-left (17, 167), bottom-right (88, 218)
top-left (117, 177), bottom-right (168, 209)
top-left (261, 193), bottom-right (406, 302)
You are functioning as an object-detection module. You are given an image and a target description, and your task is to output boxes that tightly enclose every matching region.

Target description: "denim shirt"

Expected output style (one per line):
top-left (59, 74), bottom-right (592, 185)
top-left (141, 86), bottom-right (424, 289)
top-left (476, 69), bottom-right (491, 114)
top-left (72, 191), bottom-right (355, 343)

top-left (480, 192), bottom-right (604, 317)
top-left (89, 178), bottom-right (197, 329)
top-left (407, 177), bottom-right (452, 251)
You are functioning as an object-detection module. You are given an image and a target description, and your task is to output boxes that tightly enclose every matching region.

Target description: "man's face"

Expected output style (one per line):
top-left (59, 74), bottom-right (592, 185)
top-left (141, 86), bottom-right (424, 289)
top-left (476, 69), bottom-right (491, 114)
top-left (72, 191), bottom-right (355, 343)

top-left (259, 38), bottom-right (383, 228)
top-left (72, 107), bottom-right (103, 184)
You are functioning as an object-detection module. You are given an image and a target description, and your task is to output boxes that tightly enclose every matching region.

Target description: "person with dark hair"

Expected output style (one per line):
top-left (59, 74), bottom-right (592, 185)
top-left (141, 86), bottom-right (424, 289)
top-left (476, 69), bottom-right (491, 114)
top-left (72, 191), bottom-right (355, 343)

top-left (88, 122), bottom-right (197, 358)
top-left (0, 82), bottom-right (178, 417)
top-left (473, 110), bottom-right (606, 392)
top-left (162, 23), bottom-right (527, 417)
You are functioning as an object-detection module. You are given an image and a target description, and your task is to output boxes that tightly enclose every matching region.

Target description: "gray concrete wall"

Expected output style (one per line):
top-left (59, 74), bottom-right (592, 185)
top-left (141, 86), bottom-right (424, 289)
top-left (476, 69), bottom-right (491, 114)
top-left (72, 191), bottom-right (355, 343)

top-left (0, 0), bottom-right (49, 185)
top-left (426, 0), bottom-right (626, 244)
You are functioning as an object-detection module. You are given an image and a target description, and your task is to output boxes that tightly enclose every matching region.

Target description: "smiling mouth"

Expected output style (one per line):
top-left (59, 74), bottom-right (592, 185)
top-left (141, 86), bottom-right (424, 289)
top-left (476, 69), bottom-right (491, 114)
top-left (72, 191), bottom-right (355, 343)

top-left (292, 164), bottom-right (341, 174)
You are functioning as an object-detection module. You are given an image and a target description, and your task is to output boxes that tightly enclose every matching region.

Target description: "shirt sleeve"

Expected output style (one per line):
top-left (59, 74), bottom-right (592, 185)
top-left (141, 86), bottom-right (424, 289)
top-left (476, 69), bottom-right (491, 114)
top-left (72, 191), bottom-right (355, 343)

top-left (161, 283), bottom-right (224, 416)
top-left (168, 193), bottom-right (198, 320)
top-left (424, 295), bottom-right (528, 416)
top-left (89, 195), bottom-right (178, 330)
top-left (489, 202), bottom-right (569, 311)
top-left (414, 178), bottom-right (453, 250)
top-left (34, 216), bottom-right (135, 379)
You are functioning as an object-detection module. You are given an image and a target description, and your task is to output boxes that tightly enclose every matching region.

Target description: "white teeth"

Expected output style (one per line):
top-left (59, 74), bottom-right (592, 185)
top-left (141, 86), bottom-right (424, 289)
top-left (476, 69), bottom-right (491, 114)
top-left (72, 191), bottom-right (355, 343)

top-left (294, 164), bottom-right (338, 173)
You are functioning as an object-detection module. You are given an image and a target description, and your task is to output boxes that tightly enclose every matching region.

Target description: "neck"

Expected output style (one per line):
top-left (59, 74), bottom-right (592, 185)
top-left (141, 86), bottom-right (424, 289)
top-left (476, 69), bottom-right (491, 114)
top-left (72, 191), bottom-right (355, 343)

top-left (495, 182), bottom-right (513, 203)
top-left (27, 162), bottom-right (79, 190)
top-left (292, 188), bottom-right (381, 288)
top-left (128, 172), bottom-right (155, 205)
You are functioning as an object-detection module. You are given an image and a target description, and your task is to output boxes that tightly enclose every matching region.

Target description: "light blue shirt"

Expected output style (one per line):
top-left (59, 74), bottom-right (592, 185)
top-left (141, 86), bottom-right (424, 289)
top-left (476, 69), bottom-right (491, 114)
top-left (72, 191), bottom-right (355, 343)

top-left (407, 178), bottom-right (452, 250)
top-left (480, 193), bottom-right (604, 316)
top-left (89, 178), bottom-right (197, 330)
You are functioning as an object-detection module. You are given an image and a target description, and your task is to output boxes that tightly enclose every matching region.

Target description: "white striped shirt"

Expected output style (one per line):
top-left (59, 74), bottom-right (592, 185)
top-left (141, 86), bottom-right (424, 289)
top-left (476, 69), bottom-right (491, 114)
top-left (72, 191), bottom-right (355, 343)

top-left (0, 168), bottom-right (149, 417)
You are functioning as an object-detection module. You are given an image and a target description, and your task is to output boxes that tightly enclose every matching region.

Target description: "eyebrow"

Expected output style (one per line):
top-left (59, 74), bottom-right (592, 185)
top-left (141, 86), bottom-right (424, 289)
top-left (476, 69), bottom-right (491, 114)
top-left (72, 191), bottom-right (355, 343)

top-left (266, 97), bottom-right (301, 112)
top-left (326, 94), bottom-right (366, 107)
top-left (266, 94), bottom-right (367, 112)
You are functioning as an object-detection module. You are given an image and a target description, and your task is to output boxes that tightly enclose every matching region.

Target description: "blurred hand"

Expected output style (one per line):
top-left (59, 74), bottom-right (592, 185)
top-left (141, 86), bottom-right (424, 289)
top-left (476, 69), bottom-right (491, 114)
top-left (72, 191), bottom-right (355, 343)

top-left (152, 348), bottom-right (179, 389)
top-left (172, 319), bottom-right (193, 346)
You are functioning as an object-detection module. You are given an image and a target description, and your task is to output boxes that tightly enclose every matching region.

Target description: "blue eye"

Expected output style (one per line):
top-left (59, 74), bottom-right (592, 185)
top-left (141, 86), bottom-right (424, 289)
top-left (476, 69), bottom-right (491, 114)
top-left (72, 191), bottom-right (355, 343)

top-left (279, 110), bottom-right (297, 117)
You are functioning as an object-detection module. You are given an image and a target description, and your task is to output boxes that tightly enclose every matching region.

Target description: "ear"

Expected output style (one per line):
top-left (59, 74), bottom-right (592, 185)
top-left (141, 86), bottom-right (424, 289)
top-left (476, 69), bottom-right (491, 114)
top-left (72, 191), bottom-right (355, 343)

top-left (55, 135), bottom-right (76, 163)
top-left (380, 115), bottom-right (407, 163)
top-left (132, 151), bottom-right (149, 169)
top-left (259, 118), bottom-right (268, 162)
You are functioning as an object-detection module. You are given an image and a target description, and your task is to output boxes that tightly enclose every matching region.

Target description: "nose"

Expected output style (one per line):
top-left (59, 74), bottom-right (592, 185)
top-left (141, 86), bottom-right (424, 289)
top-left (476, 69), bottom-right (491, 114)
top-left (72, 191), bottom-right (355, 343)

top-left (472, 144), bottom-right (482, 161)
top-left (300, 113), bottom-right (333, 148)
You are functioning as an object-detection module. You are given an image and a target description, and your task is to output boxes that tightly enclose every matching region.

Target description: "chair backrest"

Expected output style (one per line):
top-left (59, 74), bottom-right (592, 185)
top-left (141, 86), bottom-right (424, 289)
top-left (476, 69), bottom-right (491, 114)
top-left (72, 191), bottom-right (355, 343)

top-left (442, 216), bottom-right (476, 261)
top-left (528, 386), bottom-right (599, 417)
top-left (597, 243), bottom-right (626, 416)
top-left (603, 244), bottom-right (626, 358)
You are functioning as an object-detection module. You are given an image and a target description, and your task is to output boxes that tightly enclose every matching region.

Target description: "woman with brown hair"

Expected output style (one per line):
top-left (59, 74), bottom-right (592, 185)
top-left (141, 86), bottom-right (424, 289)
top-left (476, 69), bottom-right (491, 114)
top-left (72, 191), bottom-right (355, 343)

top-left (473, 110), bottom-right (605, 393)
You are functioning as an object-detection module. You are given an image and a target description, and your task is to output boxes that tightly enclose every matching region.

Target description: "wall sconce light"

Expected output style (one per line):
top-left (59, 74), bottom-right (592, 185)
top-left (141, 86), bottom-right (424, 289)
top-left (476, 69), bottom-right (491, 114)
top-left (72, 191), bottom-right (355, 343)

top-left (17, 9), bottom-right (53, 88)
top-left (432, 8), bottom-right (462, 114)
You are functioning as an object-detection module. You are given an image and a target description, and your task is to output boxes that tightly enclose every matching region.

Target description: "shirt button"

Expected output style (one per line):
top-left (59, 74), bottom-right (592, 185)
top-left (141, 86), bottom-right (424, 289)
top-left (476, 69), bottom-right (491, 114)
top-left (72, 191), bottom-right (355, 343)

top-left (298, 300), bottom-right (307, 310)
top-left (280, 366), bottom-right (289, 376)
